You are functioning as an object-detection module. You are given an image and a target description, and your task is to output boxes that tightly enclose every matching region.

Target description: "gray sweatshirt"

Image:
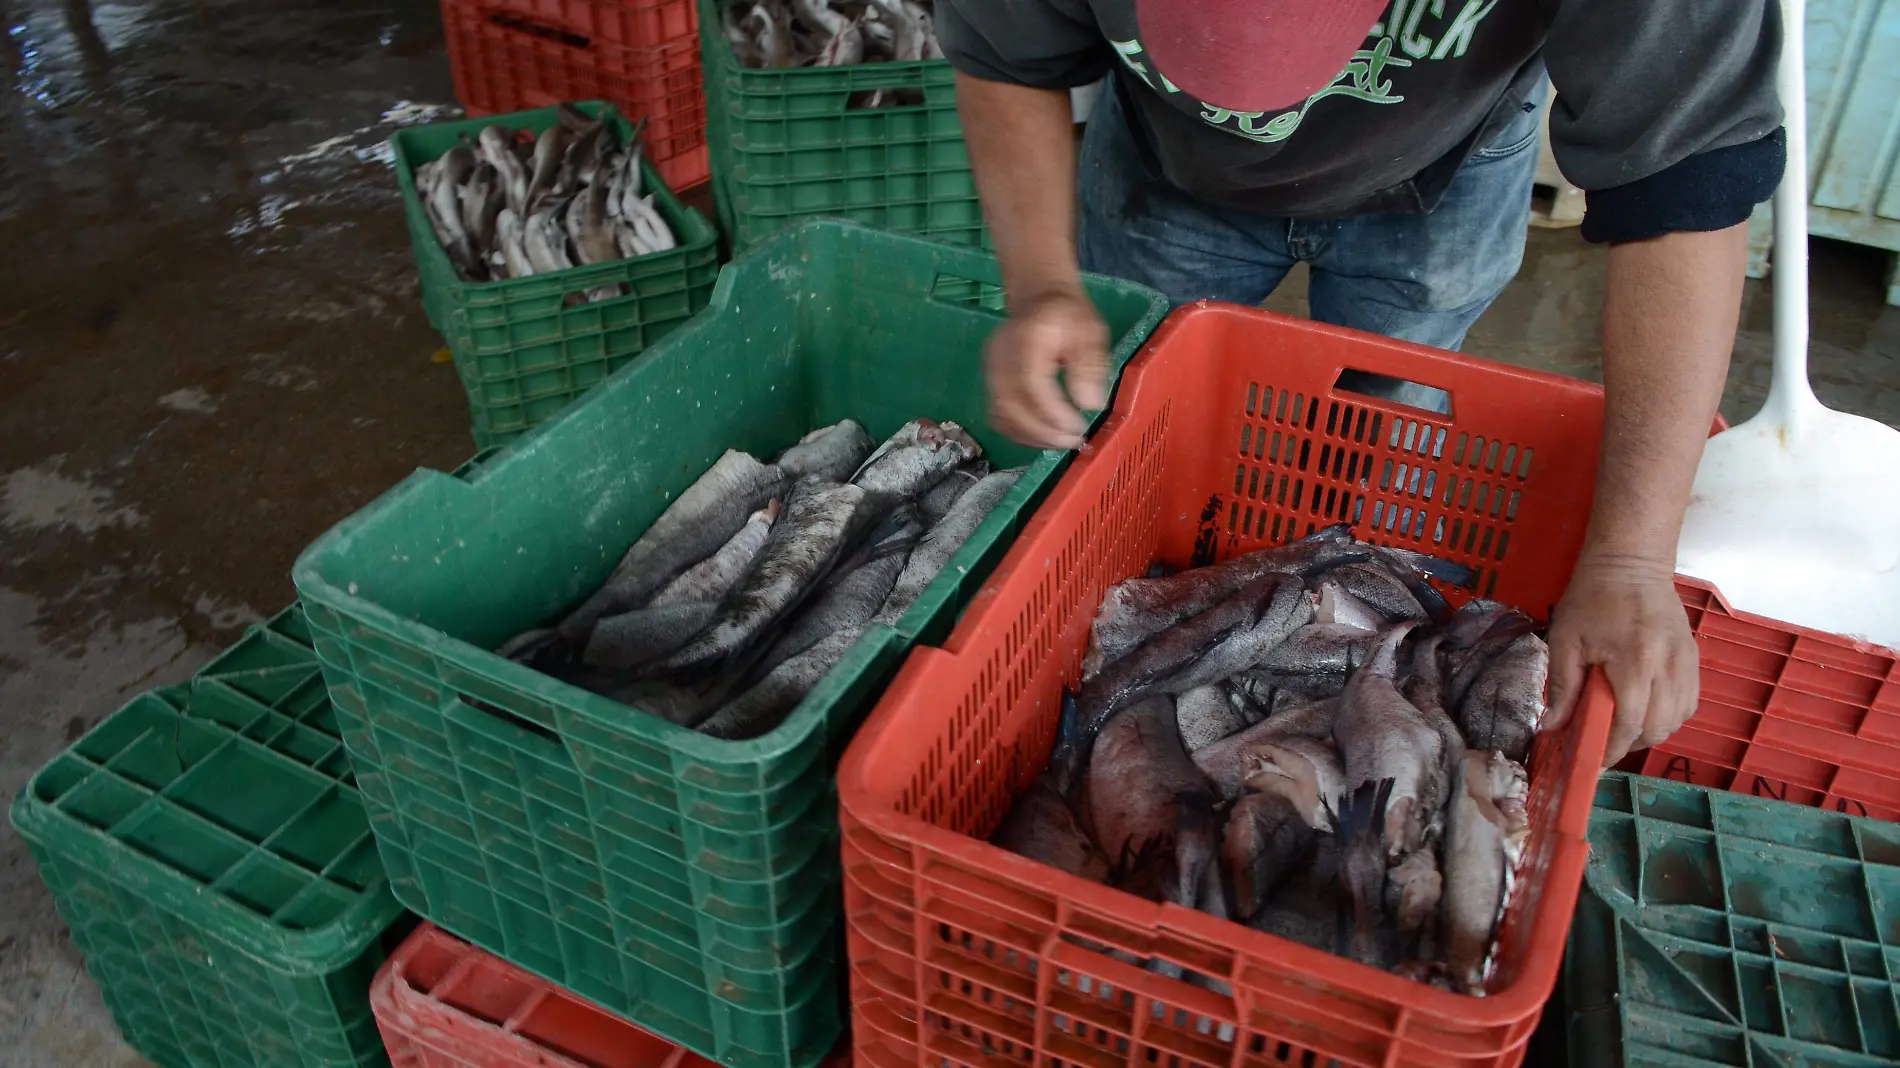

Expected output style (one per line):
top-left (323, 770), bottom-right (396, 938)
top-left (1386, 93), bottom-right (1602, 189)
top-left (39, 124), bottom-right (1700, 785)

top-left (940, 0), bottom-right (1784, 240)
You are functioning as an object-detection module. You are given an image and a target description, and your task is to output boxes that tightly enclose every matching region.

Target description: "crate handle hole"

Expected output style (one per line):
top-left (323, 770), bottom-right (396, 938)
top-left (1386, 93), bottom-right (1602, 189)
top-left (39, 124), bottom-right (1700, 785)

top-left (928, 273), bottom-right (1006, 314)
top-left (453, 693), bottom-right (562, 748)
top-left (1332, 368), bottom-right (1451, 416)
top-left (486, 11), bottom-right (592, 51)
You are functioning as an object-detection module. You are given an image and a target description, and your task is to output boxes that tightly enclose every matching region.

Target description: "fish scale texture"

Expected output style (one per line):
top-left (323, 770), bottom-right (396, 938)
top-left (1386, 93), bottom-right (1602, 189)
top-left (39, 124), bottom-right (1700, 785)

top-left (836, 302), bottom-right (1622, 1068)
top-left (392, 102), bottom-right (720, 448)
top-left (10, 608), bottom-right (405, 1068)
top-left (698, 0), bottom-right (985, 252)
top-left (291, 220), bottom-right (1164, 1068)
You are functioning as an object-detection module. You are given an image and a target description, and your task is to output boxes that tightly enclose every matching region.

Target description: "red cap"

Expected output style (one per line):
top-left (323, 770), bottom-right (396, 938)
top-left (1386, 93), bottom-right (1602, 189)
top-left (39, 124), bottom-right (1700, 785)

top-left (1136, 0), bottom-right (1391, 113)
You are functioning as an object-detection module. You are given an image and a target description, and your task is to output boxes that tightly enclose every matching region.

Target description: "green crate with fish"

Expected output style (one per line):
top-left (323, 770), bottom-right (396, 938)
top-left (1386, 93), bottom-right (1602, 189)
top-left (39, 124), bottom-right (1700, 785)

top-left (392, 100), bottom-right (721, 447)
top-left (292, 220), bottom-right (1166, 1068)
top-left (699, 0), bottom-right (983, 251)
top-left (1565, 773), bottom-right (1900, 1068)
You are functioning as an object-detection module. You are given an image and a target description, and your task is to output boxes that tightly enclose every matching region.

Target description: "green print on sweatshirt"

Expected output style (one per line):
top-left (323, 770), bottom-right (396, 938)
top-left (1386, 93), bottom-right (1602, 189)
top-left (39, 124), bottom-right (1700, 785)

top-left (1109, 0), bottom-right (1503, 144)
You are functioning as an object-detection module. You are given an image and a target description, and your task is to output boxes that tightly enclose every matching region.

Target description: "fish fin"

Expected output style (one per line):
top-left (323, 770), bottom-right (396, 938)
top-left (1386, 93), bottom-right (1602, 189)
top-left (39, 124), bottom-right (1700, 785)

top-left (1299, 523), bottom-right (1355, 544)
top-left (1374, 544), bottom-right (1476, 587)
top-left (1050, 687), bottom-right (1087, 796)
top-left (1145, 560), bottom-right (1176, 579)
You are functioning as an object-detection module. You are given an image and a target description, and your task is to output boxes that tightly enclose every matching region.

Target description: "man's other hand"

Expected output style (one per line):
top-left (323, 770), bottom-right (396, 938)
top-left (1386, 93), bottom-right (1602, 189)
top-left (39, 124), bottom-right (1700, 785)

top-left (1543, 554), bottom-right (1698, 766)
top-left (984, 288), bottom-right (1111, 451)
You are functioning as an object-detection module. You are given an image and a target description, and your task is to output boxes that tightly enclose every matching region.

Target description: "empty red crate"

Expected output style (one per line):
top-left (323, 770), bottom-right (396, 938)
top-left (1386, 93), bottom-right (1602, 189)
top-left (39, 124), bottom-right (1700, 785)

top-left (441, 0), bottom-right (709, 189)
top-left (836, 302), bottom-right (1618, 1068)
top-left (374, 923), bottom-right (724, 1068)
top-left (1636, 577), bottom-right (1900, 822)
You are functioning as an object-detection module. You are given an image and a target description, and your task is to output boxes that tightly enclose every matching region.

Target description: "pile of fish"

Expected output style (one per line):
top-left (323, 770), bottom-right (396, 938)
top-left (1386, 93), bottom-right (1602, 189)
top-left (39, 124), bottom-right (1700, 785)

top-left (414, 104), bottom-right (677, 288)
top-left (502, 418), bottom-right (1018, 740)
top-left (991, 525), bottom-right (1550, 995)
top-left (723, 0), bottom-right (940, 106)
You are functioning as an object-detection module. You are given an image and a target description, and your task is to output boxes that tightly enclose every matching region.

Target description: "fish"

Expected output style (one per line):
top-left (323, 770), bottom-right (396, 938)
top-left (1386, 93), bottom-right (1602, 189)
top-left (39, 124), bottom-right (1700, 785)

top-left (991, 773), bottom-right (1111, 882)
top-left (695, 623), bottom-right (859, 739)
top-left (496, 627), bottom-right (556, 663)
top-left (868, 0), bottom-right (923, 60)
top-left (1241, 736), bottom-right (1343, 830)
top-left (745, 3), bottom-right (795, 67)
top-left (582, 601), bottom-right (718, 669)
top-left (1387, 847), bottom-right (1442, 937)
top-left (757, 505), bottom-right (921, 673)
top-left (1313, 579), bottom-right (1388, 631)
top-left (1224, 784), bottom-right (1317, 920)
top-left (1403, 632), bottom-right (1468, 849)
top-left (775, 420), bottom-right (876, 483)
top-left (1157, 575), bottom-right (1314, 695)
top-left (1082, 525), bottom-right (1371, 679)
top-left (648, 501), bottom-right (780, 609)
top-left (1086, 695), bottom-right (1218, 910)
top-left (658, 476), bottom-right (865, 673)
top-left (429, 146), bottom-right (485, 280)
top-left (626, 195), bottom-right (676, 253)
top-left (495, 209), bottom-right (534, 279)
top-left (874, 468), bottom-right (1020, 626)
top-left (906, 0), bottom-right (942, 57)
top-left (1455, 633), bottom-right (1548, 764)
top-left (1256, 622), bottom-right (1382, 677)
top-left (524, 123), bottom-right (571, 211)
top-left (917, 463), bottom-right (987, 524)
top-left (1442, 601), bottom-right (1539, 707)
top-left (523, 206), bottom-right (575, 275)
top-left (1333, 624), bottom-right (1446, 859)
top-left (558, 450), bottom-right (789, 641)
top-left (1336, 778), bottom-right (1397, 969)
top-left (1191, 696), bottom-right (1340, 799)
top-left (607, 676), bottom-right (729, 729)
top-left (458, 162), bottom-right (504, 260)
top-left (851, 418), bottom-right (981, 514)
top-left (1175, 684), bottom-right (1248, 753)
top-left (1370, 545), bottom-right (1474, 620)
top-left (476, 125), bottom-right (530, 217)
top-left (814, 12), bottom-right (864, 65)
top-left (1328, 563), bottom-right (1430, 623)
top-left (1441, 750), bottom-right (1529, 994)
top-left (567, 177), bottom-right (621, 267)
top-left (561, 114), bottom-right (608, 194)
top-left (793, 0), bottom-right (849, 35)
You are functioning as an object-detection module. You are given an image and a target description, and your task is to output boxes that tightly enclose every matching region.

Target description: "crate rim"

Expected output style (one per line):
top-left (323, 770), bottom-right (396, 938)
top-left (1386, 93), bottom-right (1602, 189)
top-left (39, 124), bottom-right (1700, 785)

top-left (390, 100), bottom-right (717, 298)
top-left (9, 688), bottom-right (405, 976)
top-left (838, 300), bottom-right (1621, 1034)
top-left (293, 219), bottom-right (1164, 766)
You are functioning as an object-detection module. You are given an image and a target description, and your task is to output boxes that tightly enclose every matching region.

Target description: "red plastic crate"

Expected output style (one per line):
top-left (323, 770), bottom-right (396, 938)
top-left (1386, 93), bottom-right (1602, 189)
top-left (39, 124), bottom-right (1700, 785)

top-left (374, 923), bottom-right (725, 1068)
top-left (441, 0), bottom-right (709, 189)
top-left (1636, 576), bottom-right (1900, 821)
top-left (836, 303), bottom-right (1618, 1068)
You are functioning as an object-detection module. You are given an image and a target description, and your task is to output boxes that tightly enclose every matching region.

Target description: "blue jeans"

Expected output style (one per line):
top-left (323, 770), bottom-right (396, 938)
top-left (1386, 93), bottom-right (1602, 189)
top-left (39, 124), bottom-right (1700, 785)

top-left (1078, 81), bottom-right (1545, 361)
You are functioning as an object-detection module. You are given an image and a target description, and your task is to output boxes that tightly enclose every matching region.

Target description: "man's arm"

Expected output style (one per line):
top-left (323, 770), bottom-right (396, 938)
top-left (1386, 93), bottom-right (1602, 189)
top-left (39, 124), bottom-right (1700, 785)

top-left (958, 72), bottom-right (1110, 450)
top-left (1543, 223), bottom-right (1749, 762)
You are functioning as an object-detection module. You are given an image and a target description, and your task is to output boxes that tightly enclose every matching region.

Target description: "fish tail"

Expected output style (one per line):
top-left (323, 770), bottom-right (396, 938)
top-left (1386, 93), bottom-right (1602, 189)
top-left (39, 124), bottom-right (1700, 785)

top-left (1337, 779), bottom-right (1395, 965)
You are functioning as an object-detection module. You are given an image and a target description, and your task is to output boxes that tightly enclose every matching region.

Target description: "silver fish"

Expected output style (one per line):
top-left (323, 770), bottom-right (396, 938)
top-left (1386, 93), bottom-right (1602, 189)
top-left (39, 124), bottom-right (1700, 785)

top-left (1455, 633), bottom-right (1547, 764)
top-left (792, 0), bottom-right (848, 35)
top-left (430, 146), bottom-right (485, 280)
top-left (696, 622), bottom-right (859, 739)
top-left (1329, 562), bottom-right (1430, 623)
top-left (1388, 846), bottom-right (1443, 937)
top-left (495, 209), bottom-right (534, 279)
top-left (745, 3), bottom-right (795, 67)
top-left (1082, 525), bottom-right (1371, 680)
top-left (627, 194), bottom-right (676, 253)
top-left (874, 468), bottom-right (1019, 626)
top-left (917, 463), bottom-right (987, 524)
top-left (758, 505), bottom-right (921, 673)
top-left (1441, 750), bottom-right (1529, 994)
top-left (649, 501), bottom-right (781, 608)
top-left (561, 116), bottom-right (607, 194)
top-left (523, 206), bottom-right (574, 275)
top-left (1313, 579), bottom-right (1388, 631)
top-left (851, 418), bottom-right (981, 512)
top-left (814, 13), bottom-right (864, 65)
top-left (1257, 621), bottom-right (1382, 677)
top-left (1241, 735), bottom-right (1343, 830)
top-left (477, 125), bottom-right (530, 217)
top-left (1224, 784), bottom-right (1316, 921)
top-left (1087, 695), bottom-right (1218, 910)
top-left (775, 420), bottom-right (876, 483)
top-left (525, 123), bottom-right (571, 212)
top-left (659, 476), bottom-right (865, 673)
top-left (559, 450), bottom-right (789, 641)
top-left (1175, 684), bottom-right (1248, 754)
top-left (868, 0), bottom-right (923, 60)
top-left (992, 773), bottom-right (1111, 882)
top-left (496, 627), bottom-right (556, 663)
top-left (1156, 575), bottom-right (1313, 696)
top-left (1334, 624), bottom-right (1445, 860)
top-left (582, 601), bottom-right (718, 669)
top-left (458, 162), bottom-right (504, 259)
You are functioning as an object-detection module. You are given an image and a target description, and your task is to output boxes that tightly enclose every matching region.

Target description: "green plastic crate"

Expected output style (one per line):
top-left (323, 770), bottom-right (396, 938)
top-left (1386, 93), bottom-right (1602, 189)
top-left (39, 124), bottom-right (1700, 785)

top-left (392, 101), bottom-right (722, 447)
top-left (698, 0), bottom-right (982, 252)
top-left (10, 680), bottom-right (405, 1068)
top-left (1565, 772), bottom-right (1900, 1067)
top-left (291, 220), bottom-right (1165, 1068)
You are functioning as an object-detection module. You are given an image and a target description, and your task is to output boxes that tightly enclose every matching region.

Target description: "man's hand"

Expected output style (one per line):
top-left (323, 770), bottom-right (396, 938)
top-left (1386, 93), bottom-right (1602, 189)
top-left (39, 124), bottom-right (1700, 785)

top-left (984, 288), bottom-right (1111, 450)
top-left (1543, 554), bottom-right (1698, 766)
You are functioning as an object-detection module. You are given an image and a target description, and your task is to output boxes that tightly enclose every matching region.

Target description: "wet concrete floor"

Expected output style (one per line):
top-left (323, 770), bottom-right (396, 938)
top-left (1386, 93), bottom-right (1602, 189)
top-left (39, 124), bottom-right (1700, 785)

top-left (0, 0), bottom-right (1896, 1063)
